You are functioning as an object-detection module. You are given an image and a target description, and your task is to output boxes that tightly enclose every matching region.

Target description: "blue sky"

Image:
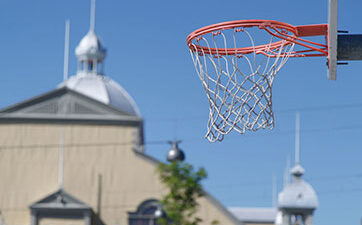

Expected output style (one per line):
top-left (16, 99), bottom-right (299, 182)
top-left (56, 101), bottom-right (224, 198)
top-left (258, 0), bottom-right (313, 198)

top-left (1, 0), bottom-right (362, 224)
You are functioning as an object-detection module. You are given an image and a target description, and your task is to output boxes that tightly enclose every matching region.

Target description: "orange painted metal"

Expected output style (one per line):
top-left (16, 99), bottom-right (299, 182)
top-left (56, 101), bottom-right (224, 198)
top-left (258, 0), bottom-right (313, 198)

top-left (296, 24), bottom-right (328, 37)
top-left (187, 20), bottom-right (329, 58)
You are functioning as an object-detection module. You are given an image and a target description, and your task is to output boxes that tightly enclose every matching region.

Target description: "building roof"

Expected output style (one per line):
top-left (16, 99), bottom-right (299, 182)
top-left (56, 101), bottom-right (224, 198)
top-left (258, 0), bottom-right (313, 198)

top-left (63, 20), bottom-right (141, 117)
top-left (0, 87), bottom-right (142, 126)
top-left (59, 73), bottom-right (141, 116)
top-left (228, 207), bottom-right (277, 224)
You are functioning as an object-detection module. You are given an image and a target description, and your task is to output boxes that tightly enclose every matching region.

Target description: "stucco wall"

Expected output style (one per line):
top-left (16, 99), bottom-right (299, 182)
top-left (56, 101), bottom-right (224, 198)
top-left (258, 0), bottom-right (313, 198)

top-left (0, 123), bottom-right (239, 225)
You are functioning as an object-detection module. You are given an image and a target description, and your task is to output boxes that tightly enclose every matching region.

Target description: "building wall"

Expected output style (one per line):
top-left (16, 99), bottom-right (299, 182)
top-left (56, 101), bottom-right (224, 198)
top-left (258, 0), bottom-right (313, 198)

top-left (0, 123), bottom-right (238, 225)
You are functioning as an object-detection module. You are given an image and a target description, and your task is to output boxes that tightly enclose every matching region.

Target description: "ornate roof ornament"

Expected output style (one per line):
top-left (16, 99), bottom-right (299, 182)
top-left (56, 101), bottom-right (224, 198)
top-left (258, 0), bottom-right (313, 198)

top-left (277, 113), bottom-right (318, 210)
top-left (58, 0), bottom-right (140, 116)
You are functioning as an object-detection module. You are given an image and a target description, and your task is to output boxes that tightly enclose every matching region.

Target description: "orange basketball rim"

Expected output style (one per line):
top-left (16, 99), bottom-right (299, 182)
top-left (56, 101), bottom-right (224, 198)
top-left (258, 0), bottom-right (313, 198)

top-left (187, 20), bottom-right (330, 58)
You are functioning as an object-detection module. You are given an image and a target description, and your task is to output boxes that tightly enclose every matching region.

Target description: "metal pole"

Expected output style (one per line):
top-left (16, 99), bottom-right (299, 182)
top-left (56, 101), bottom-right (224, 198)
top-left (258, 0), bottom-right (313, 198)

top-left (90, 0), bottom-right (96, 32)
top-left (63, 20), bottom-right (70, 81)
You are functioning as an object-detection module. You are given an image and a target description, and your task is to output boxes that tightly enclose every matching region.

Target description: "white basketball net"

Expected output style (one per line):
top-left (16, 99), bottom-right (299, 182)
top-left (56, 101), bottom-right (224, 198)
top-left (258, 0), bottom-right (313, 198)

top-left (189, 27), bottom-right (295, 142)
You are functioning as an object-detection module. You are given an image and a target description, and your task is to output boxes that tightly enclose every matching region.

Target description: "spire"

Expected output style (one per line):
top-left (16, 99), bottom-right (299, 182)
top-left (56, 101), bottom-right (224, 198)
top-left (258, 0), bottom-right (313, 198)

top-left (63, 20), bottom-right (70, 81)
top-left (291, 112), bottom-right (305, 178)
top-left (277, 113), bottom-right (318, 225)
top-left (90, 0), bottom-right (96, 32)
top-left (75, 0), bottom-right (106, 76)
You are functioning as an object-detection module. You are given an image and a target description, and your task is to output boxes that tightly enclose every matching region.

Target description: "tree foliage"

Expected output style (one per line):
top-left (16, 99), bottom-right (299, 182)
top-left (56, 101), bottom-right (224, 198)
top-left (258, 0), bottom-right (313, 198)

top-left (157, 161), bottom-right (218, 225)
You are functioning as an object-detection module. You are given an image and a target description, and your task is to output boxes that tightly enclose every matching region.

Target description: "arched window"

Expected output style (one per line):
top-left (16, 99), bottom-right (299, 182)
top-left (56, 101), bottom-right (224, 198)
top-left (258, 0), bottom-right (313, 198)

top-left (128, 199), bottom-right (164, 225)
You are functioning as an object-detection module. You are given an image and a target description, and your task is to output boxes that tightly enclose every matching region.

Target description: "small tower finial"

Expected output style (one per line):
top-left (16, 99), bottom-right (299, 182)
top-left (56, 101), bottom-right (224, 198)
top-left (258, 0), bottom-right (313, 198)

top-left (277, 114), bottom-right (318, 225)
top-left (291, 112), bottom-right (305, 177)
top-left (75, 0), bottom-right (106, 76)
top-left (90, 0), bottom-right (96, 32)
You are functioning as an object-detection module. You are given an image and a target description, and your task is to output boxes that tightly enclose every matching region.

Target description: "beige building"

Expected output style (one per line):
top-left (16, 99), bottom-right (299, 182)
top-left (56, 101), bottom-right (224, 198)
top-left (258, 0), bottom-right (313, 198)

top-left (0, 2), bottom-right (241, 225)
top-left (0, 120), bottom-right (238, 225)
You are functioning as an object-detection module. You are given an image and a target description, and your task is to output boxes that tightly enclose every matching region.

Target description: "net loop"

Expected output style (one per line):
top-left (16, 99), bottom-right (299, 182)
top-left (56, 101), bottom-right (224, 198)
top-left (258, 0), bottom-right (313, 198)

top-left (187, 20), bottom-right (329, 142)
top-left (188, 21), bottom-right (297, 142)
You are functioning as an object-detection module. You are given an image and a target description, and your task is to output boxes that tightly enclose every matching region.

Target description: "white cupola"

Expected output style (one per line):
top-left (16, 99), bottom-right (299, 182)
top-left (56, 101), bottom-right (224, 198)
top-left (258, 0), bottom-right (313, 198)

top-left (58, 0), bottom-right (141, 117)
top-left (276, 113), bottom-right (318, 225)
top-left (75, 0), bottom-right (106, 75)
top-left (75, 30), bottom-right (106, 75)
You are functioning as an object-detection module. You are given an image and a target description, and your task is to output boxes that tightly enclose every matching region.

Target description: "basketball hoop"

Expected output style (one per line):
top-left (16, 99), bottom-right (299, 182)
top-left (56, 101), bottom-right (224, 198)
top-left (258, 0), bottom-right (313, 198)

top-left (187, 20), bottom-right (329, 142)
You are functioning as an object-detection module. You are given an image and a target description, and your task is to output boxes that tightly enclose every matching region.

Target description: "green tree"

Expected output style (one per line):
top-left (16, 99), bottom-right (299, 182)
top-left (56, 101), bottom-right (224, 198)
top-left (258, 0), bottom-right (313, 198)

top-left (157, 161), bottom-right (218, 225)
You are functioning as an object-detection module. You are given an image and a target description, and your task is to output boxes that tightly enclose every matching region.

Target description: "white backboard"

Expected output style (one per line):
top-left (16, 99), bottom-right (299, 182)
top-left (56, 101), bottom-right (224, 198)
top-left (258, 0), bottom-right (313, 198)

top-left (328, 0), bottom-right (338, 80)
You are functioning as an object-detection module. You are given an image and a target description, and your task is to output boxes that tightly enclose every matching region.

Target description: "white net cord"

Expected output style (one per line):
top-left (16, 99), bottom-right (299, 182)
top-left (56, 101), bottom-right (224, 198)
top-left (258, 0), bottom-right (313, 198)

top-left (189, 28), bottom-right (295, 142)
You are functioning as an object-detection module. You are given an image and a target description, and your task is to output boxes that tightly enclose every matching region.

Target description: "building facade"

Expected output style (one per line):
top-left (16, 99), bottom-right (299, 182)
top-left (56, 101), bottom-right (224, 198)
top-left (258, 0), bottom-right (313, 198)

top-left (0, 2), bottom-right (240, 225)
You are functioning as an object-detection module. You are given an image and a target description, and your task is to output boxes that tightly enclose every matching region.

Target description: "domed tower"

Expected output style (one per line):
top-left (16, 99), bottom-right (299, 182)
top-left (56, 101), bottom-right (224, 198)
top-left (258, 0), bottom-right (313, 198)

top-left (276, 114), bottom-right (318, 225)
top-left (59, 0), bottom-right (140, 116)
top-left (75, 0), bottom-right (105, 76)
top-left (75, 30), bottom-right (106, 75)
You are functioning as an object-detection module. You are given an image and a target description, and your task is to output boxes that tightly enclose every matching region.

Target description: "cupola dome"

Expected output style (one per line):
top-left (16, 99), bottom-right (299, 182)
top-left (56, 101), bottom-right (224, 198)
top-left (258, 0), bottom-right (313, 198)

top-left (75, 31), bottom-right (106, 62)
top-left (276, 113), bottom-right (318, 225)
top-left (278, 167), bottom-right (318, 209)
top-left (59, 74), bottom-right (140, 116)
